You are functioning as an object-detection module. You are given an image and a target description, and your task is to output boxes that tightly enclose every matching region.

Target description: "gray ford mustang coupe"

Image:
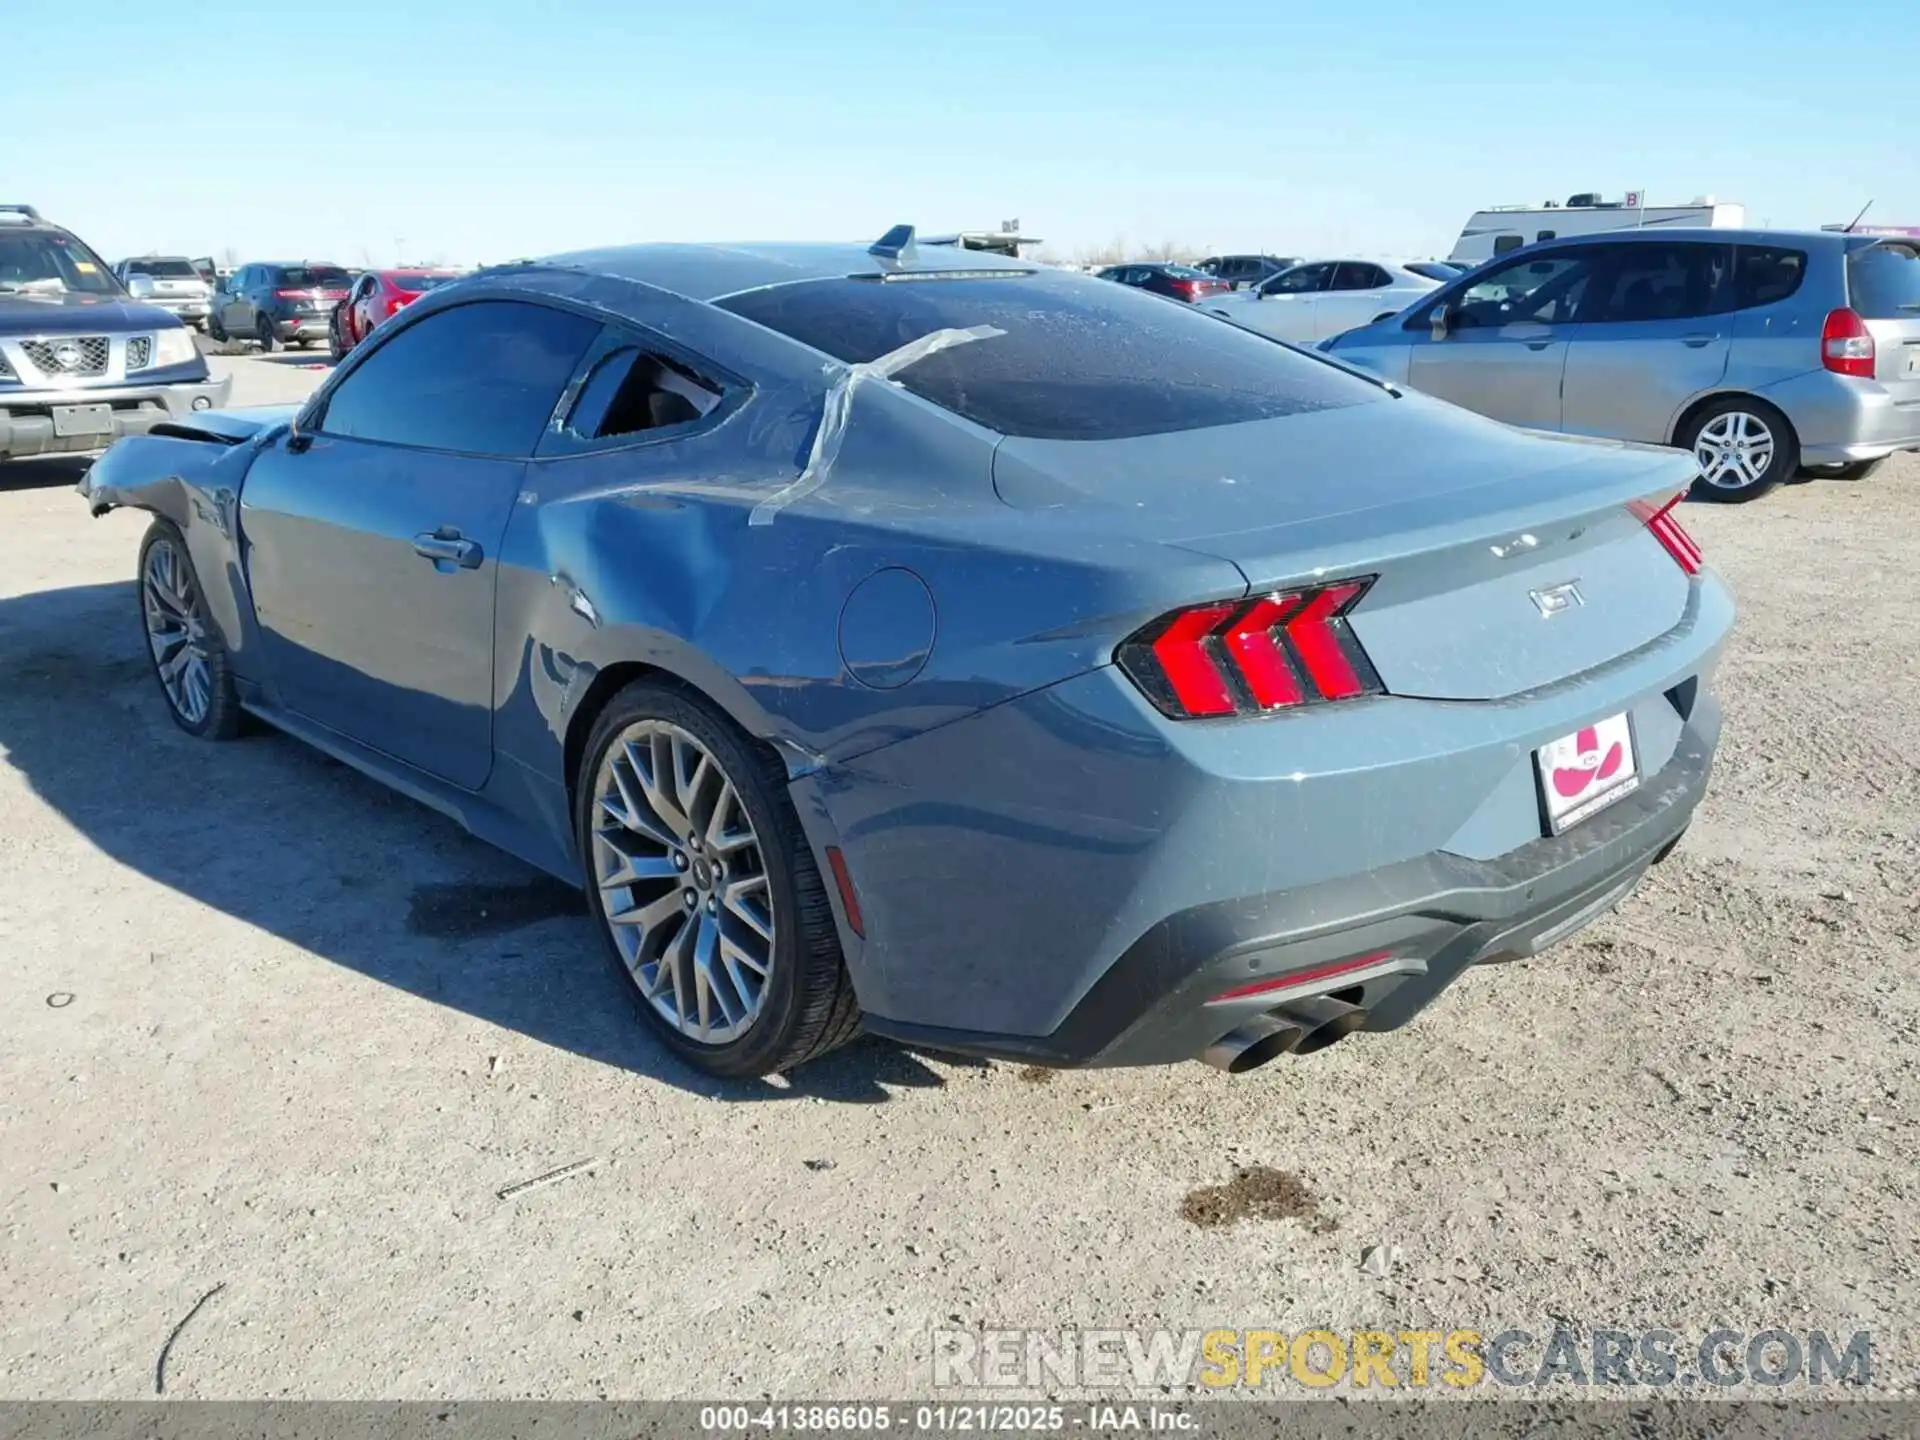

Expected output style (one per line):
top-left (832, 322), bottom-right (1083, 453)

top-left (79, 228), bottom-right (1734, 1079)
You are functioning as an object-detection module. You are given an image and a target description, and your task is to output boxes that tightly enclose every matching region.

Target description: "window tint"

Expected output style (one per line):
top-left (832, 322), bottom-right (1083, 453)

top-left (1263, 263), bottom-right (1330, 295)
top-left (1331, 262), bottom-right (1389, 290)
top-left (1846, 241), bottom-right (1920, 319)
top-left (321, 300), bottom-right (598, 456)
top-left (1730, 246), bottom-right (1807, 310)
top-left (567, 345), bottom-right (723, 440)
top-left (1447, 251), bottom-right (1599, 328)
top-left (715, 272), bottom-right (1380, 441)
top-left (1582, 242), bottom-right (1729, 324)
top-left (1492, 234), bottom-right (1525, 255)
top-left (1405, 261), bottom-right (1458, 283)
top-left (275, 265), bottom-right (351, 288)
top-left (129, 258), bottom-right (199, 278)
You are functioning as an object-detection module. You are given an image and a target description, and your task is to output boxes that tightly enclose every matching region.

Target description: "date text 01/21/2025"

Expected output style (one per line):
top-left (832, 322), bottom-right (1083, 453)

top-left (699, 1403), bottom-right (1196, 1432)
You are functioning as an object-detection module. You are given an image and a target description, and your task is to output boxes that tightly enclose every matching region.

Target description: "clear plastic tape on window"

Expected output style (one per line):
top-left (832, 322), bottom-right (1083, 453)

top-left (746, 324), bottom-right (1003, 528)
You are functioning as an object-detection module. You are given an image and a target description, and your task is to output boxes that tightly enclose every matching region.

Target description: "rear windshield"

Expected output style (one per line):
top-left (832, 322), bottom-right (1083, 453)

top-left (1847, 242), bottom-right (1920, 319)
top-left (392, 272), bottom-right (456, 292)
top-left (128, 258), bottom-right (199, 278)
top-left (715, 272), bottom-right (1380, 441)
top-left (275, 265), bottom-right (351, 288)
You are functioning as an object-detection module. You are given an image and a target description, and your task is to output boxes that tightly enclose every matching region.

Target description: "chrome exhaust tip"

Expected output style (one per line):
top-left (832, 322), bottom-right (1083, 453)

top-left (1199, 996), bottom-right (1369, 1072)
top-left (1199, 1014), bottom-right (1305, 1074)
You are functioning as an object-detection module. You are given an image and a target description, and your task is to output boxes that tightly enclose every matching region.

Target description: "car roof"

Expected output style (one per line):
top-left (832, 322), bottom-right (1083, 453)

top-left (1536, 226), bottom-right (1850, 248)
top-left (535, 241), bottom-right (1034, 304)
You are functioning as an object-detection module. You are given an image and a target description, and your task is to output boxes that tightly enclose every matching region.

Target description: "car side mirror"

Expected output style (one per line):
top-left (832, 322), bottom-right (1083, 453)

top-left (1430, 302), bottom-right (1452, 339)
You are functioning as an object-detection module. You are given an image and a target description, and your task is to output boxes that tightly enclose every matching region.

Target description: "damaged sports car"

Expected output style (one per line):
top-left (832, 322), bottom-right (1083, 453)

top-left (80, 227), bottom-right (1734, 1079)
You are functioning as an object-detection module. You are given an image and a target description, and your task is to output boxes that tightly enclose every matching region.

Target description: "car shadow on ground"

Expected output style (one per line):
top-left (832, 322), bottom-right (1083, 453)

top-left (1, 577), bottom-right (979, 1103)
top-left (0, 456), bottom-right (93, 494)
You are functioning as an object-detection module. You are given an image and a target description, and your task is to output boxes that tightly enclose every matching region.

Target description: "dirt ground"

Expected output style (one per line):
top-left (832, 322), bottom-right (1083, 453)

top-left (2, 352), bottom-right (1915, 1399)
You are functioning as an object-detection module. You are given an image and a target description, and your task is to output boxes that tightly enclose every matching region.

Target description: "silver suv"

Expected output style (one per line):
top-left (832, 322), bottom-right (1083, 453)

top-left (1324, 228), bottom-right (1920, 501)
top-left (0, 205), bottom-right (229, 462)
top-left (112, 255), bottom-right (215, 331)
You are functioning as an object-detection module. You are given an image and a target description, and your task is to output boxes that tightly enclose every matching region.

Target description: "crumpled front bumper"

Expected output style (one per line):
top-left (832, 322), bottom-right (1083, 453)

top-left (0, 373), bottom-right (233, 459)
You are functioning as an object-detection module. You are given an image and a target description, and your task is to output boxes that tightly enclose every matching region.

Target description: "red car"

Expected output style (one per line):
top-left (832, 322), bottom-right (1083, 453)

top-left (328, 269), bottom-right (463, 360)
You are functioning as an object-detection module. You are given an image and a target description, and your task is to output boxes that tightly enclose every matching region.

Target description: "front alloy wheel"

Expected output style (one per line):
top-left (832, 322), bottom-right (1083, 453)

top-left (143, 534), bottom-right (214, 726)
top-left (591, 719), bottom-right (777, 1044)
top-left (138, 521), bottom-right (241, 739)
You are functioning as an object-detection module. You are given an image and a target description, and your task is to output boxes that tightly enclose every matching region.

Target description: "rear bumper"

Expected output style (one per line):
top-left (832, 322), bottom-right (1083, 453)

top-left (1760, 369), bottom-right (1920, 464)
top-left (0, 374), bottom-right (234, 459)
top-left (149, 298), bottom-right (211, 322)
top-left (809, 574), bottom-right (1735, 1068)
top-left (870, 698), bottom-right (1715, 1067)
top-left (272, 314), bottom-right (331, 339)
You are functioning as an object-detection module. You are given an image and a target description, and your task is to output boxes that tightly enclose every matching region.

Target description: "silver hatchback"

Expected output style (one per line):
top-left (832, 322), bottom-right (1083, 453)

top-left (1324, 228), bottom-right (1920, 501)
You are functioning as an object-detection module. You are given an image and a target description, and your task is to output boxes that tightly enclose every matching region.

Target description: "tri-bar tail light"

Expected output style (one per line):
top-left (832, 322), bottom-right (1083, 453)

top-left (1117, 577), bottom-right (1384, 720)
top-left (1627, 494), bottom-right (1703, 575)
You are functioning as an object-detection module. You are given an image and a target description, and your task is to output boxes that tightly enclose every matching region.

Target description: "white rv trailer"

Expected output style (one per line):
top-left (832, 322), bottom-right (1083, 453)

top-left (1448, 192), bottom-right (1747, 265)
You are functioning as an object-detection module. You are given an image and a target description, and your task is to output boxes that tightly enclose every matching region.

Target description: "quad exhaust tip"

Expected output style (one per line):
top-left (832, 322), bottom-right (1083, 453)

top-left (1200, 995), bottom-right (1368, 1073)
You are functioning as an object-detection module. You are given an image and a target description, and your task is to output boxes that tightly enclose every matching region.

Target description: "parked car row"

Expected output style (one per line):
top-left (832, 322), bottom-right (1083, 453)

top-left (1324, 228), bottom-right (1920, 501)
top-left (1092, 230), bottom-right (1919, 502)
top-left (1, 206), bottom-right (227, 461)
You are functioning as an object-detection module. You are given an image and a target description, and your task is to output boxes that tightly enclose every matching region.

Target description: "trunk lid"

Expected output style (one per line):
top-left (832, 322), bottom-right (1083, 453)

top-left (992, 394), bottom-right (1700, 701)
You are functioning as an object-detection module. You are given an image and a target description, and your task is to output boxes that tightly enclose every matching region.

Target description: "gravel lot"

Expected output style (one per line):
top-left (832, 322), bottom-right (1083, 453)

top-left (2, 351), bottom-right (1915, 1399)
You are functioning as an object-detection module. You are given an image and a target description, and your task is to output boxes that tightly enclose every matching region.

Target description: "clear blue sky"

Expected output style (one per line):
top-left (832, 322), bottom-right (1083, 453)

top-left (11, 0), bottom-right (1915, 266)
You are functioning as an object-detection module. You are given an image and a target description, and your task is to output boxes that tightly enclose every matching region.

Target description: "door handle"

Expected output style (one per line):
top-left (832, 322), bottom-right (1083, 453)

top-left (1680, 334), bottom-right (1718, 348)
top-left (1525, 341), bottom-right (1553, 350)
top-left (412, 529), bottom-right (482, 569)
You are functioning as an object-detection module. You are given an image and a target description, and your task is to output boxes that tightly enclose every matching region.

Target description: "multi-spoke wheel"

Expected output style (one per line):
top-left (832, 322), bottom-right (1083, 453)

top-left (576, 681), bottom-right (861, 1076)
top-left (592, 720), bottom-right (776, 1044)
top-left (137, 520), bottom-right (242, 739)
top-left (1683, 399), bottom-right (1796, 504)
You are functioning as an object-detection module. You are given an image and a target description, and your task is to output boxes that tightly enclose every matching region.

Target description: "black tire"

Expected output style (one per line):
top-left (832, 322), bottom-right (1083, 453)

top-left (206, 312), bottom-right (227, 343)
top-left (255, 315), bottom-right (278, 353)
top-left (137, 520), bottom-right (244, 741)
top-left (1681, 397), bottom-right (1797, 504)
top-left (575, 679), bottom-right (861, 1077)
top-left (327, 319), bottom-right (346, 363)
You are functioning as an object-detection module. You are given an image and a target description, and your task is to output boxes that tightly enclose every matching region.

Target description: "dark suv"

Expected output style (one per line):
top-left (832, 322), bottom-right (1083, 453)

top-left (209, 262), bottom-right (353, 351)
top-left (1196, 253), bottom-right (1303, 290)
top-left (0, 204), bottom-right (229, 462)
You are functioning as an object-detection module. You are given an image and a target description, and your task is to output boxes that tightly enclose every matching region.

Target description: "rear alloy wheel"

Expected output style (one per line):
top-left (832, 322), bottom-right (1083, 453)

top-left (255, 314), bottom-right (278, 353)
top-left (138, 521), bottom-right (242, 740)
top-left (1684, 400), bottom-right (1796, 503)
top-left (577, 682), bottom-right (860, 1077)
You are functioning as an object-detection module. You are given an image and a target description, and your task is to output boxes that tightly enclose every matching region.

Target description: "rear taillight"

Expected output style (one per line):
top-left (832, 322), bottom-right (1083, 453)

top-left (1117, 578), bottom-right (1383, 719)
top-left (1628, 495), bottom-right (1703, 575)
top-left (1821, 307), bottom-right (1875, 378)
top-left (275, 288), bottom-right (308, 299)
top-left (1172, 279), bottom-right (1200, 300)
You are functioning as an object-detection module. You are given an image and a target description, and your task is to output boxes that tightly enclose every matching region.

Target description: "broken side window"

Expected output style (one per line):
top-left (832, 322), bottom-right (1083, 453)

top-left (567, 345), bottom-right (723, 440)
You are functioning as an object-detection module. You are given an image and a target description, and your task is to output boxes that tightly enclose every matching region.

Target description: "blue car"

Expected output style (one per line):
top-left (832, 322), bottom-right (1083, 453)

top-left (80, 228), bottom-right (1733, 1079)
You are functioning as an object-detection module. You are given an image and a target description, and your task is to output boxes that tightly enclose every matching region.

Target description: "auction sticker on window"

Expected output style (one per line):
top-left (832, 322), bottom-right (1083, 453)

top-left (1537, 713), bottom-right (1638, 833)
